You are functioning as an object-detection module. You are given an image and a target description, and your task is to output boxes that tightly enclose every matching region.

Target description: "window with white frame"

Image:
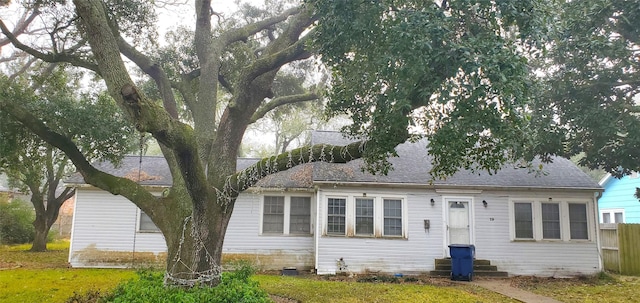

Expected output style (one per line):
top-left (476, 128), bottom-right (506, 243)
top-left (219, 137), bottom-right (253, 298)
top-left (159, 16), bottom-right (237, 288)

top-left (326, 195), bottom-right (406, 238)
top-left (355, 198), bottom-right (374, 235)
top-left (327, 198), bottom-right (346, 235)
top-left (262, 195), bottom-right (312, 235)
top-left (289, 197), bottom-right (311, 234)
top-left (383, 199), bottom-right (403, 236)
top-left (511, 199), bottom-right (591, 241)
top-left (541, 203), bottom-right (561, 239)
top-left (514, 202), bottom-right (533, 239)
top-left (263, 196), bottom-right (285, 233)
top-left (138, 210), bottom-right (160, 232)
top-left (600, 209), bottom-right (624, 223)
top-left (569, 203), bottom-right (588, 240)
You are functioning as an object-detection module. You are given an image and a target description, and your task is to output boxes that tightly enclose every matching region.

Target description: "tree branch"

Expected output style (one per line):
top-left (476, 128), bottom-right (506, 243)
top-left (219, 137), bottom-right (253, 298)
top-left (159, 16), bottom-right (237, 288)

top-left (113, 33), bottom-right (179, 119)
top-left (0, 9), bottom-right (40, 47)
top-left (0, 20), bottom-right (99, 73)
top-left (219, 141), bottom-right (368, 203)
top-left (73, 0), bottom-right (210, 209)
top-left (249, 92), bottom-right (319, 123)
top-left (220, 7), bottom-right (302, 47)
top-left (0, 98), bottom-right (159, 212)
top-left (246, 36), bottom-right (313, 82)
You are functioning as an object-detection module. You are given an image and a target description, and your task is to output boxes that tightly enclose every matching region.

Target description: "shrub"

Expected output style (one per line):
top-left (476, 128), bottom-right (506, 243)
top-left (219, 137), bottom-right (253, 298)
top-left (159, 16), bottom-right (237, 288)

top-left (104, 264), bottom-right (270, 303)
top-left (0, 199), bottom-right (35, 245)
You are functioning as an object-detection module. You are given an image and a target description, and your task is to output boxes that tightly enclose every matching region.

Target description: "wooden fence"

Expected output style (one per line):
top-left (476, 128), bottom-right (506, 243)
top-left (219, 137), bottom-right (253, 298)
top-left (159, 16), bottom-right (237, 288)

top-left (599, 223), bottom-right (640, 276)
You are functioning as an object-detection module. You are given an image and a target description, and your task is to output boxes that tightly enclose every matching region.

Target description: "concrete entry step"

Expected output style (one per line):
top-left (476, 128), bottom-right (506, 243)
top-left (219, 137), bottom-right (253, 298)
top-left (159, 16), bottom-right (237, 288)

top-left (431, 258), bottom-right (508, 278)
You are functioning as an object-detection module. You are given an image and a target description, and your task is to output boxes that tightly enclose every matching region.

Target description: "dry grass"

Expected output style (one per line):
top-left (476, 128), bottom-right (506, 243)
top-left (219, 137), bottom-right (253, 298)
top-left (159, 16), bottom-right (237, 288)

top-left (255, 274), bottom-right (520, 303)
top-left (511, 273), bottom-right (640, 303)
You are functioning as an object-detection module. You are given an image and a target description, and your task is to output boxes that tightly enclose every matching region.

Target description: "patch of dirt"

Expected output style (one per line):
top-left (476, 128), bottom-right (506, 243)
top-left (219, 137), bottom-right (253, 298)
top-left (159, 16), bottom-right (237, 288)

top-left (509, 274), bottom-right (613, 290)
top-left (269, 271), bottom-right (458, 287)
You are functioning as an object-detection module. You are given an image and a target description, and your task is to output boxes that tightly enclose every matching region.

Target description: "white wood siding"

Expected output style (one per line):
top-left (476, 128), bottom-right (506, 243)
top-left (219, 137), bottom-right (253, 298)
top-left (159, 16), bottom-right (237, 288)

top-left (316, 187), bottom-right (600, 276)
top-left (223, 191), bottom-right (315, 269)
top-left (473, 191), bottom-right (600, 277)
top-left (316, 188), bottom-right (444, 275)
top-left (69, 189), bottom-right (166, 268)
top-left (70, 188), bottom-right (315, 270)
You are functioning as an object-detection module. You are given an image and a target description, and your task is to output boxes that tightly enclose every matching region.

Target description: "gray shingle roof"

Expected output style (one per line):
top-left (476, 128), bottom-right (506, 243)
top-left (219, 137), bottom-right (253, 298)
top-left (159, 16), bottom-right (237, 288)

top-left (65, 131), bottom-right (601, 190)
top-left (311, 131), bottom-right (601, 189)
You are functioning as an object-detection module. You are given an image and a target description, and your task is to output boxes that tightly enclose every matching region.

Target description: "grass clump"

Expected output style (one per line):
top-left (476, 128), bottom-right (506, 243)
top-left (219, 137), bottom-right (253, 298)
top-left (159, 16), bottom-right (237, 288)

top-left (512, 272), bottom-right (640, 303)
top-left (256, 275), bottom-right (518, 303)
top-left (104, 264), bottom-right (270, 303)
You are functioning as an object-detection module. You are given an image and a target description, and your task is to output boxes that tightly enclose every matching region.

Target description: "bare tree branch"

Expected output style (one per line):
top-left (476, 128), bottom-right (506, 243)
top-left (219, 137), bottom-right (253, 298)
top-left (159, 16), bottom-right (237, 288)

top-left (249, 92), bottom-right (319, 123)
top-left (0, 9), bottom-right (40, 47)
top-left (0, 20), bottom-right (99, 73)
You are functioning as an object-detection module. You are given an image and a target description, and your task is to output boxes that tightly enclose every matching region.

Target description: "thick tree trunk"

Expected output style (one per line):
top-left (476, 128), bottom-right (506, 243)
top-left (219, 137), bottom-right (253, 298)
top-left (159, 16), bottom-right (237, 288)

top-left (30, 215), bottom-right (52, 252)
top-left (162, 196), bottom-right (234, 287)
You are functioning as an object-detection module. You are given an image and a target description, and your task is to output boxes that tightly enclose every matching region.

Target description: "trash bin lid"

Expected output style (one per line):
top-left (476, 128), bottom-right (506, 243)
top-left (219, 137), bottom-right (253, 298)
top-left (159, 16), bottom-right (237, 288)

top-left (448, 244), bottom-right (474, 248)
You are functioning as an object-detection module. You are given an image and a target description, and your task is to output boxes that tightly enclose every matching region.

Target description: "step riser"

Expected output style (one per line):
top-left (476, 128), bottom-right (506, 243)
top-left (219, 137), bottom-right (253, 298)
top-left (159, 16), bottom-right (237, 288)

top-left (433, 258), bottom-right (507, 277)
top-left (429, 270), bottom-right (509, 278)
top-left (435, 265), bottom-right (498, 271)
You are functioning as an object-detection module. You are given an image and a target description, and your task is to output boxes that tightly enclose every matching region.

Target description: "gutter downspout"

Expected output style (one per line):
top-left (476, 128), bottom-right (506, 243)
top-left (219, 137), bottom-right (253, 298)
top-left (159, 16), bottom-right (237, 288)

top-left (594, 191), bottom-right (604, 272)
top-left (314, 188), bottom-right (321, 273)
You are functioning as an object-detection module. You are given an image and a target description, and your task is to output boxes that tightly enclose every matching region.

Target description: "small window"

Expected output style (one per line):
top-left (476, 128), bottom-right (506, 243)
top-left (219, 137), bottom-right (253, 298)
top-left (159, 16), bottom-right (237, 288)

top-left (601, 209), bottom-right (625, 224)
top-left (614, 212), bottom-right (624, 223)
top-left (541, 203), bottom-right (561, 239)
top-left (569, 203), bottom-right (588, 240)
top-left (290, 197), bottom-right (311, 234)
top-left (355, 198), bottom-right (374, 235)
top-left (139, 210), bottom-right (160, 232)
top-left (383, 199), bottom-right (403, 236)
top-left (514, 203), bottom-right (533, 239)
top-left (263, 196), bottom-right (285, 234)
top-left (327, 198), bottom-right (346, 235)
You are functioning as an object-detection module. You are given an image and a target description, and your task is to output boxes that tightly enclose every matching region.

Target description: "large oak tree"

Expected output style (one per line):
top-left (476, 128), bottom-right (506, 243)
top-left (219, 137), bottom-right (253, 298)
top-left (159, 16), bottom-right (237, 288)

top-left (3, 0), bottom-right (633, 287)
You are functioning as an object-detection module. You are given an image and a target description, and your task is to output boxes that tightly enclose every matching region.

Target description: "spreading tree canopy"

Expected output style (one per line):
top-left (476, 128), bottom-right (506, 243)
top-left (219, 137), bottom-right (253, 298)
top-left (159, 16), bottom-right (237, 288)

top-left (0, 0), bottom-right (637, 287)
top-left (0, 67), bottom-right (135, 251)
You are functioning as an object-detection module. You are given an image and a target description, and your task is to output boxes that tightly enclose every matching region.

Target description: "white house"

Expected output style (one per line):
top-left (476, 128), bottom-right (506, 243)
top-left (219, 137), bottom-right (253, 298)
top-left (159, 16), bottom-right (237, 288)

top-left (67, 131), bottom-right (603, 277)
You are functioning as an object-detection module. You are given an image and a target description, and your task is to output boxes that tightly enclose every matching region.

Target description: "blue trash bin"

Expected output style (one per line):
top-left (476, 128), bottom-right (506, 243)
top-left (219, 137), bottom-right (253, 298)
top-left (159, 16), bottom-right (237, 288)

top-left (449, 244), bottom-right (475, 281)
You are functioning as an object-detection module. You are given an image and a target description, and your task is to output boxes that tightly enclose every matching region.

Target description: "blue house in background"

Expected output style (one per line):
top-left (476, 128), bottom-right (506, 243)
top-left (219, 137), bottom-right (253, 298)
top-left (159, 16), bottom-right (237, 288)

top-left (598, 172), bottom-right (640, 223)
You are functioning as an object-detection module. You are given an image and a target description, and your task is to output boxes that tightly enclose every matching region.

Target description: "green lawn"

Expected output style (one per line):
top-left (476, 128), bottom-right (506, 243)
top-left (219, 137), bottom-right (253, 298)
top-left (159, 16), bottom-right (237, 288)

top-left (0, 268), bottom-right (136, 303)
top-left (0, 241), bottom-right (137, 303)
top-left (2, 241), bottom-right (639, 303)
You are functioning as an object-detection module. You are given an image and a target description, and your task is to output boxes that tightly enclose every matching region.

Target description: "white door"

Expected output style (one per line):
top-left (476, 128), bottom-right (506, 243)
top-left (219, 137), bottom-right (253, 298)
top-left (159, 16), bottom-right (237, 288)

top-left (448, 201), bottom-right (470, 245)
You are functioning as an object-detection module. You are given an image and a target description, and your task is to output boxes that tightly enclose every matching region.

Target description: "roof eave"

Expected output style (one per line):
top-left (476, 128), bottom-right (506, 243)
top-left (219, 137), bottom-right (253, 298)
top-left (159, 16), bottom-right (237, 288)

top-left (313, 180), bottom-right (602, 192)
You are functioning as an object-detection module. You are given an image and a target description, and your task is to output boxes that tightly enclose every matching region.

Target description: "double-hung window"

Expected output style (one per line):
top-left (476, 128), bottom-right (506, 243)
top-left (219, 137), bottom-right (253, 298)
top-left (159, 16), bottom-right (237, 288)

top-left (511, 199), bottom-right (591, 241)
top-left (383, 199), bottom-right (403, 236)
top-left (326, 195), bottom-right (406, 238)
top-left (262, 195), bottom-right (312, 235)
top-left (290, 197), bottom-right (311, 234)
top-left (327, 198), bottom-right (346, 235)
top-left (514, 203), bottom-right (533, 239)
top-left (138, 210), bottom-right (160, 232)
top-left (355, 198), bottom-right (374, 235)
top-left (569, 203), bottom-right (588, 240)
top-left (541, 203), bottom-right (561, 239)
top-left (263, 196), bottom-right (285, 233)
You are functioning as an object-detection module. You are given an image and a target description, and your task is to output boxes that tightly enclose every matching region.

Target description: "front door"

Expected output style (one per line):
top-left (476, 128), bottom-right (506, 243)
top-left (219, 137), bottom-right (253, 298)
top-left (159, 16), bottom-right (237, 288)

top-left (448, 200), bottom-right (470, 245)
